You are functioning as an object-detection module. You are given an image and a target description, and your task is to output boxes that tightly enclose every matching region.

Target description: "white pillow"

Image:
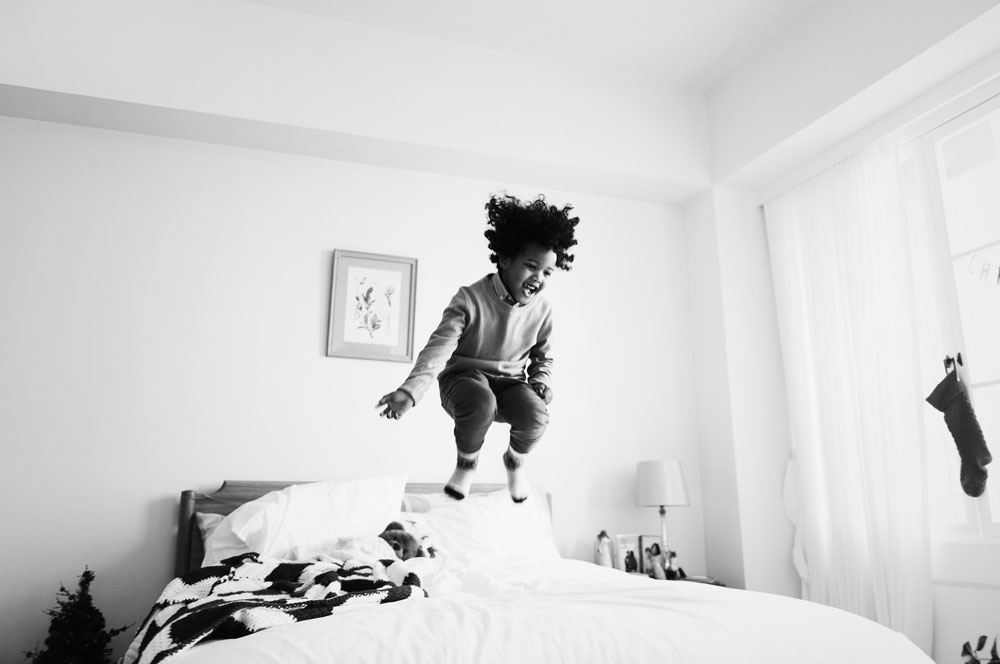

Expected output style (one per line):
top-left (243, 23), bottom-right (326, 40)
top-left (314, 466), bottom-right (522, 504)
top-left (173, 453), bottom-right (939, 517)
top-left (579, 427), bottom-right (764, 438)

top-left (400, 492), bottom-right (456, 513)
top-left (413, 489), bottom-right (559, 569)
top-left (202, 474), bottom-right (408, 566)
top-left (195, 512), bottom-right (224, 543)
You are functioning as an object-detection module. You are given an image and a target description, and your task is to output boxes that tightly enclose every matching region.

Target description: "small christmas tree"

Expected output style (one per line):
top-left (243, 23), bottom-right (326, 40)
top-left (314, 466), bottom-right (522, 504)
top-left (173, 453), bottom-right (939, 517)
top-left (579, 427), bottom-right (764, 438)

top-left (24, 568), bottom-right (130, 664)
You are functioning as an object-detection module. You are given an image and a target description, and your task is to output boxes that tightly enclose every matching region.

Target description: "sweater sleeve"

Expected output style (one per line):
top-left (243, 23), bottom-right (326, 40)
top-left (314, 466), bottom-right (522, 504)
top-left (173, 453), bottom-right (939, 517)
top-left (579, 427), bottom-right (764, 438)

top-left (398, 288), bottom-right (469, 404)
top-left (526, 310), bottom-right (553, 389)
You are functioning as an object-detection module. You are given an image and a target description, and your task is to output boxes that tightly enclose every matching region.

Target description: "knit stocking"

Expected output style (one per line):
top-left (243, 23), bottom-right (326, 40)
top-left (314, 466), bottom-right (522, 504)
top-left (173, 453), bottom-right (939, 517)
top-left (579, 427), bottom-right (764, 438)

top-left (927, 369), bottom-right (992, 497)
top-left (503, 447), bottom-right (529, 503)
top-left (444, 450), bottom-right (479, 500)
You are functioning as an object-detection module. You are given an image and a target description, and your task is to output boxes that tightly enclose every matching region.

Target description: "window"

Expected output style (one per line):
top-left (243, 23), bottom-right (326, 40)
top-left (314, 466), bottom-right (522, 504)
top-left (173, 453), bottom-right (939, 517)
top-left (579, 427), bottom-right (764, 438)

top-left (905, 92), bottom-right (1000, 538)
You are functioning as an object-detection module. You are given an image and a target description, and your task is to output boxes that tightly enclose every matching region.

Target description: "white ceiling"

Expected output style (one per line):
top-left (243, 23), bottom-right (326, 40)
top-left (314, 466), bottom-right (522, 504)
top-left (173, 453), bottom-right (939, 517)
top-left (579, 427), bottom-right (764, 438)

top-left (245, 0), bottom-right (823, 89)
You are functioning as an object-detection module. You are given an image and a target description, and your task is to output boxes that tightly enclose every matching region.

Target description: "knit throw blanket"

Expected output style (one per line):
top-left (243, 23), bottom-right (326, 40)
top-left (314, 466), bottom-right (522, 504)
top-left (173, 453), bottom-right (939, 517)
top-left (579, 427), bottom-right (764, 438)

top-left (123, 552), bottom-right (426, 664)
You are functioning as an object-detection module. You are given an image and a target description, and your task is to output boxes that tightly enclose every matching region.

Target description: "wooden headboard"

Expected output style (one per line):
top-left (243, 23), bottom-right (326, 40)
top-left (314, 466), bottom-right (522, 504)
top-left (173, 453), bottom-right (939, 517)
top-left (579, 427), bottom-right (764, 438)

top-left (175, 481), bottom-right (541, 576)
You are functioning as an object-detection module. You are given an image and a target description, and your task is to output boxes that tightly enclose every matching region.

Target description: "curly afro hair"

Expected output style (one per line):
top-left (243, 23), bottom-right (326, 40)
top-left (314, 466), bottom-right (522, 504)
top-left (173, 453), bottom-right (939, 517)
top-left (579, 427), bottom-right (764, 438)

top-left (484, 194), bottom-right (579, 271)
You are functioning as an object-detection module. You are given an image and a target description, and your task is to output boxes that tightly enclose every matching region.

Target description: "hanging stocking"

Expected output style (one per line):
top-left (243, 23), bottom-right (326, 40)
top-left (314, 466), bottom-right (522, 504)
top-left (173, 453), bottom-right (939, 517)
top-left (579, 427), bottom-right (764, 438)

top-left (926, 368), bottom-right (992, 497)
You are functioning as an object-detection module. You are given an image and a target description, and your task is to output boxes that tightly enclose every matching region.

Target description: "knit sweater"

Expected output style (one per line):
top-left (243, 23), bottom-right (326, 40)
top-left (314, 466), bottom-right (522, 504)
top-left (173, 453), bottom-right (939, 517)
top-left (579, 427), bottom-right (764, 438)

top-left (398, 274), bottom-right (554, 404)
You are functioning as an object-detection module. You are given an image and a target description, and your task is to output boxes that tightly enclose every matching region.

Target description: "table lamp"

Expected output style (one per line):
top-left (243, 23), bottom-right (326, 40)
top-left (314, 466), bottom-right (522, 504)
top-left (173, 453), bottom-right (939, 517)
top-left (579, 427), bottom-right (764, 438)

top-left (636, 459), bottom-right (689, 554)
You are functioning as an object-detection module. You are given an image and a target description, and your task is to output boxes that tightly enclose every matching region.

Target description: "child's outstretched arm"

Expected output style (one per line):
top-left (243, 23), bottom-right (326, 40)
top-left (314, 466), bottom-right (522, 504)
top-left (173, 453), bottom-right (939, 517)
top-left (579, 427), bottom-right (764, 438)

top-left (377, 389), bottom-right (414, 420)
top-left (376, 288), bottom-right (469, 420)
top-left (527, 313), bottom-right (554, 404)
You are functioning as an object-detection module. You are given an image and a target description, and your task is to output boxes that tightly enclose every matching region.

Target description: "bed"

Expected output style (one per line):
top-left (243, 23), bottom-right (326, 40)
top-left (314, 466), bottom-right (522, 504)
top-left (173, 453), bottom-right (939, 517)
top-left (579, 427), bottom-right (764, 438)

top-left (126, 476), bottom-right (933, 664)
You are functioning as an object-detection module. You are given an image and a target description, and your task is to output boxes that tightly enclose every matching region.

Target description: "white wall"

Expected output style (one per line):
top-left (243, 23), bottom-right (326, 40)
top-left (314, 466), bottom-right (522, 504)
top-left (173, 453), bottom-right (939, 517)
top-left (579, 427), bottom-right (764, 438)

top-left (711, 188), bottom-right (797, 596)
top-left (682, 190), bottom-right (746, 588)
top-left (680, 187), bottom-right (798, 596)
top-left (0, 114), bottom-right (703, 659)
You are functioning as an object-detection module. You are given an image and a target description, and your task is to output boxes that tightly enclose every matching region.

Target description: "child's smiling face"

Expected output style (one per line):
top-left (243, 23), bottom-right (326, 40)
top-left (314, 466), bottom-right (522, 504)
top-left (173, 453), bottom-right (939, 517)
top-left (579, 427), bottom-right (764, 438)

top-left (499, 242), bottom-right (557, 305)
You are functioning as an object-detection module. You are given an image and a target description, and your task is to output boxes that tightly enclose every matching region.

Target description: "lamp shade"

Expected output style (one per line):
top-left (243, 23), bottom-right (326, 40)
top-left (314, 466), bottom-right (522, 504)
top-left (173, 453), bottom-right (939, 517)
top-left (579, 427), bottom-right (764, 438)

top-left (636, 460), bottom-right (689, 507)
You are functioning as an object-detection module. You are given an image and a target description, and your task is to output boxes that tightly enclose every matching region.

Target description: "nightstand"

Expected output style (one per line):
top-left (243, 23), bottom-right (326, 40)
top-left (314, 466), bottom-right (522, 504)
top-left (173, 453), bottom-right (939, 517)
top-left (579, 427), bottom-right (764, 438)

top-left (681, 575), bottom-right (726, 587)
top-left (629, 572), bottom-right (726, 587)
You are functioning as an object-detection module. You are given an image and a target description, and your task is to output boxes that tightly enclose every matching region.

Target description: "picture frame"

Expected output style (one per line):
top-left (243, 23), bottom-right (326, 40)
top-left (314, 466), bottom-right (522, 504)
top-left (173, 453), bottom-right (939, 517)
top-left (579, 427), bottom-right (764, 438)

top-left (614, 534), bottom-right (640, 573)
top-left (327, 250), bottom-right (417, 362)
top-left (639, 534), bottom-right (666, 575)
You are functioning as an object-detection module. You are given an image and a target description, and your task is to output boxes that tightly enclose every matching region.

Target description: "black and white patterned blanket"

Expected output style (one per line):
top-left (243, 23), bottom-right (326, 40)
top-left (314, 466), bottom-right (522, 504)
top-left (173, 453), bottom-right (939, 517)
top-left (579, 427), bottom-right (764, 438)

top-left (123, 552), bottom-right (426, 664)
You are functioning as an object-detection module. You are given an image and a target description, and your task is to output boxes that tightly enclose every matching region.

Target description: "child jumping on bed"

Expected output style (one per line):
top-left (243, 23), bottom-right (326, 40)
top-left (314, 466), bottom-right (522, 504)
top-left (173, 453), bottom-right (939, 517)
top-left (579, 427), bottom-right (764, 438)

top-left (376, 193), bottom-right (579, 503)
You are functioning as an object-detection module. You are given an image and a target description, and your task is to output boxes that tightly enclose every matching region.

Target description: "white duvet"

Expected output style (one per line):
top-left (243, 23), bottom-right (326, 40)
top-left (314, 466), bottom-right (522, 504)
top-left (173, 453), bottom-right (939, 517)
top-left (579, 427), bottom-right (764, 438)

top-left (171, 555), bottom-right (931, 664)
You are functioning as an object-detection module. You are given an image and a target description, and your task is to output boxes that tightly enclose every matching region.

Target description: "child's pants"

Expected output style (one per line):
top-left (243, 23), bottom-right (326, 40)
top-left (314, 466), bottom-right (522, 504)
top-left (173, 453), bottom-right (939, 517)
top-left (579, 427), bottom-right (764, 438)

top-left (439, 369), bottom-right (548, 455)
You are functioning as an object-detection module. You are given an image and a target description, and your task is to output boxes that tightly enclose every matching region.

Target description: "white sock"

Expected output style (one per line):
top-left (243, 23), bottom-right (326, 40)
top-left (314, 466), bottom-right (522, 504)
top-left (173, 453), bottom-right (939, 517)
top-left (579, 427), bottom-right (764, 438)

top-left (444, 450), bottom-right (479, 500)
top-left (503, 447), bottom-right (529, 503)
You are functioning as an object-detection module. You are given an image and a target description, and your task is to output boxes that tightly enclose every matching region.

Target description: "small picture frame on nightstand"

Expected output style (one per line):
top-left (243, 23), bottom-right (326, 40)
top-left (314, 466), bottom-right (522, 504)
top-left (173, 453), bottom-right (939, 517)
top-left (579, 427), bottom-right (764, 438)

top-left (639, 534), bottom-right (665, 575)
top-left (614, 534), bottom-right (640, 573)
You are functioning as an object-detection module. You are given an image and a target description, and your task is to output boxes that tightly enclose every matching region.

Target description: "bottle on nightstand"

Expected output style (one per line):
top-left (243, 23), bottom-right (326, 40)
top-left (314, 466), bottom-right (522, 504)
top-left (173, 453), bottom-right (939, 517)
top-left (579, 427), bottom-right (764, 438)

top-left (595, 530), bottom-right (613, 567)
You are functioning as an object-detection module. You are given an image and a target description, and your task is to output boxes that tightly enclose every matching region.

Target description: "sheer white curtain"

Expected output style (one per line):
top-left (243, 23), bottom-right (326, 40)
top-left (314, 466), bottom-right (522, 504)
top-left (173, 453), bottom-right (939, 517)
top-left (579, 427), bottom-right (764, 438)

top-left (763, 138), bottom-right (933, 653)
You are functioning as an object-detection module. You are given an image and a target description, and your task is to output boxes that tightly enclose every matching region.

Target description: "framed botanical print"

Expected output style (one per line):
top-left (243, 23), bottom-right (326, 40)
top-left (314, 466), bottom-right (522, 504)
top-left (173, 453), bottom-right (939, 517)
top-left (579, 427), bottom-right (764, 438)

top-left (327, 250), bottom-right (417, 362)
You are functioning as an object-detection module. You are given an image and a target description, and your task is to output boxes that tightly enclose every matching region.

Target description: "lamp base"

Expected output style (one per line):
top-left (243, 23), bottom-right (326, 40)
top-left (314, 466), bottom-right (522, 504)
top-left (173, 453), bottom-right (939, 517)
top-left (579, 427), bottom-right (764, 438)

top-left (659, 505), bottom-right (670, 554)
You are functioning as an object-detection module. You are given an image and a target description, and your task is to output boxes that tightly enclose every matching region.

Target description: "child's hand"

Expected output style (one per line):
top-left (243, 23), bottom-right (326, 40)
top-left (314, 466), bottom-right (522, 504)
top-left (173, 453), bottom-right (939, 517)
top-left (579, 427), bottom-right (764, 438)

top-left (377, 390), bottom-right (414, 420)
top-left (531, 383), bottom-right (553, 405)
